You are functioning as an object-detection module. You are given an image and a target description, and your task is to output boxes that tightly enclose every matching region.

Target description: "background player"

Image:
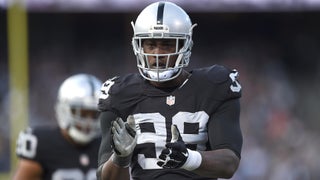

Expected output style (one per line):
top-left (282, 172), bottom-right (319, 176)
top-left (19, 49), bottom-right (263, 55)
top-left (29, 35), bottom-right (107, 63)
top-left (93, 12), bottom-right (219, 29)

top-left (14, 73), bottom-right (102, 180)
top-left (97, 1), bottom-right (242, 180)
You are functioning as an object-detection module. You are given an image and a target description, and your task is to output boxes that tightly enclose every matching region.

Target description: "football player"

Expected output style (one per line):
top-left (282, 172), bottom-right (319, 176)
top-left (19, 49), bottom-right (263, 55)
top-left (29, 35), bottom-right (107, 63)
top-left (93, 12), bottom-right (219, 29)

top-left (14, 74), bottom-right (102, 180)
top-left (97, 1), bottom-right (243, 180)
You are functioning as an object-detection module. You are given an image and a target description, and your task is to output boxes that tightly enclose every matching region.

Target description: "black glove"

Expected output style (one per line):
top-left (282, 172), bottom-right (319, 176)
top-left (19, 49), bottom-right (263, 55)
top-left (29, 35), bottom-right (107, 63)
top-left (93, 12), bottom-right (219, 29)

top-left (157, 124), bottom-right (188, 168)
top-left (157, 124), bottom-right (202, 171)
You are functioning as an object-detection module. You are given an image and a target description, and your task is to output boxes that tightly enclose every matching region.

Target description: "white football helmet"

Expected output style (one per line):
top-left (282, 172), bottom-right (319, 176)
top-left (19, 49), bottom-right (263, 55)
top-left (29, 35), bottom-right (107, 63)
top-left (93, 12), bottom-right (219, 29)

top-left (131, 1), bottom-right (197, 82)
top-left (55, 74), bottom-right (102, 144)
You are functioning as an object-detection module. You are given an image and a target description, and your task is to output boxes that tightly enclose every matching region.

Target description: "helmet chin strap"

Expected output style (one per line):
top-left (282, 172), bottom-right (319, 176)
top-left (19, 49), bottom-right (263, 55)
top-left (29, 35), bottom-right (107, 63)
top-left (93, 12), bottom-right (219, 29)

top-left (145, 69), bottom-right (179, 81)
top-left (68, 126), bottom-right (94, 145)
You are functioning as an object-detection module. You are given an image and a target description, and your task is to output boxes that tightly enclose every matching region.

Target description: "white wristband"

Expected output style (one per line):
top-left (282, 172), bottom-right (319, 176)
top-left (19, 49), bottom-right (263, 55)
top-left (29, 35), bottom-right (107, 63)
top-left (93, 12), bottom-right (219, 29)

top-left (181, 149), bottom-right (202, 171)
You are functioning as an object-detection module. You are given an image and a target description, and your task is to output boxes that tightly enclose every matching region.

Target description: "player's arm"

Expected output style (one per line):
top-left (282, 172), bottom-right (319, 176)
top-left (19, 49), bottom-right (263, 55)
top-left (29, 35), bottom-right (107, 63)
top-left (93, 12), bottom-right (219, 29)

top-left (13, 159), bottom-right (42, 180)
top-left (97, 111), bottom-right (136, 180)
top-left (195, 98), bottom-right (242, 178)
top-left (193, 68), bottom-right (242, 178)
top-left (195, 149), bottom-right (239, 178)
top-left (13, 129), bottom-right (43, 180)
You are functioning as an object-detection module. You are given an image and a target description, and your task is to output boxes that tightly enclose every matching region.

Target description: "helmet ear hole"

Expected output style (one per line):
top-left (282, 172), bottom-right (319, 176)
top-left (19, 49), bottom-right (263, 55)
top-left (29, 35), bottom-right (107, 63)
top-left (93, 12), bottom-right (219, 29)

top-left (132, 1), bottom-right (196, 82)
top-left (55, 74), bottom-right (102, 144)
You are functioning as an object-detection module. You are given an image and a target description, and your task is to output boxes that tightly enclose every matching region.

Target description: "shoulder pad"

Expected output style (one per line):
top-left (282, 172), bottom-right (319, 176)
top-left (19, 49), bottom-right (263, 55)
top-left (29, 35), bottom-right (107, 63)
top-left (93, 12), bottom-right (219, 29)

top-left (193, 65), bottom-right (242, 100)
top-left (207, 65), bottom-right (230, 84)
top-left (98, 74), bottom-right (144, 115)
top-left (100, 74), bottom-right (142, 98)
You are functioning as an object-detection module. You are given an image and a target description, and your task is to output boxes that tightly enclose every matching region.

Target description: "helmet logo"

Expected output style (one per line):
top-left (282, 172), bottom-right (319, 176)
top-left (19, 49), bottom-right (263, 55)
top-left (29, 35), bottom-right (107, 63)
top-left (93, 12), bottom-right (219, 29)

top-left (166, 95), bottom-right (175, 106)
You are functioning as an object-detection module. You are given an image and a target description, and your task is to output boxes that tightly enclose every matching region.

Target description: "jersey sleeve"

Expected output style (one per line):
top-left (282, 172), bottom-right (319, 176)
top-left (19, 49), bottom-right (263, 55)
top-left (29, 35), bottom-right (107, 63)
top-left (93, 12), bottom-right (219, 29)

top-left (97, 111), bottom-right (117, 166)
top-left (207, 98), bottom-right (243, 158)
top-left (98, 74), bottom-right (146, 119)
top-left (16, 127), bottom-right (40, 161)
top-left (199, 65), bottom-right (243, 158)
top-left (206, 65), bottom-right (242, 101)
top-left (98, 76), bottom-right (118, 112)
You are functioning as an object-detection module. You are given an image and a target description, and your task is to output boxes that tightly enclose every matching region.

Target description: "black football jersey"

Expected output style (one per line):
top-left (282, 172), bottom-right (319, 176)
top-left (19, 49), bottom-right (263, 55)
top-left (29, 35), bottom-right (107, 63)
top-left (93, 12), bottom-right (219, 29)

top-left (16, 126), bottom-right (101, 180)
top-left (98, 65), bottom-right (242, 180)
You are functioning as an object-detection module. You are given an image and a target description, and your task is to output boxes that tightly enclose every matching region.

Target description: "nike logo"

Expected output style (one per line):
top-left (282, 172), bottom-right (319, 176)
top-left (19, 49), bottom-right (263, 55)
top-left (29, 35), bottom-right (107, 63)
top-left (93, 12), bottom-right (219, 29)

top-left (181, 152), bottom-right (188, 157)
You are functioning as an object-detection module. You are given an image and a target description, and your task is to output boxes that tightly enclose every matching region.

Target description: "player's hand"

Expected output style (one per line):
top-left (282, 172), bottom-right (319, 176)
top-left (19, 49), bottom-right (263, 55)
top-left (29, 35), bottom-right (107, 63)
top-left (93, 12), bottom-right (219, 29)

top-left (157, 124), bottom-right (202, 171)
top-left (111, 115), bottom-right (137, 167)
top-left (111, 115), bottom-right (137, 157)
top-left (157, 124), bottom-right (188, 168)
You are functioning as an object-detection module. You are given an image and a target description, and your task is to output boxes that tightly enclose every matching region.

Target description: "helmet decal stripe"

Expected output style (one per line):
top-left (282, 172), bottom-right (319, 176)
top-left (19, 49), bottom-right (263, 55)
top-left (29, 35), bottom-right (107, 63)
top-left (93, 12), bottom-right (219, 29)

top-left (87, 75), bottom-right (95, 97)
top-left (156, 2), bottom-right (165, 25)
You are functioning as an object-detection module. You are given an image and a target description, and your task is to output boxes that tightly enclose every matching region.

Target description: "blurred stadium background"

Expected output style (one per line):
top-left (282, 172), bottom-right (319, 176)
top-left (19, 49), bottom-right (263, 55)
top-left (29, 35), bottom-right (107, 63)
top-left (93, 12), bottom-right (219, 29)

top-left (1, 0), bottom-right (320, 179)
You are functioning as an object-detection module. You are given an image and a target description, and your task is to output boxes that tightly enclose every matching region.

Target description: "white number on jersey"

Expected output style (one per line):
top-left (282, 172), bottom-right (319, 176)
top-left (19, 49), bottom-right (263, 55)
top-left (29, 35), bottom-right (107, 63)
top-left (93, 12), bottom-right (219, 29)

top-left (52, 169), bottom-right (96, 180)
top-left (229, 70), bottom-right (241, 92)
top-left (16, 129), bottom-right (38, 158)
top-left (99, 76), bottom-right (117, 100)
top-left (133, 111), bottom-right (209, 170)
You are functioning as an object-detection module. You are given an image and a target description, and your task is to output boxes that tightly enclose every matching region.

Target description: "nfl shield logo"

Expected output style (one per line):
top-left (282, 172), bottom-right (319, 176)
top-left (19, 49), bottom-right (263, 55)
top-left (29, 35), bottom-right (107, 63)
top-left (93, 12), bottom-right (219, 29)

top-left (166, 95), bottom-right (175, 106)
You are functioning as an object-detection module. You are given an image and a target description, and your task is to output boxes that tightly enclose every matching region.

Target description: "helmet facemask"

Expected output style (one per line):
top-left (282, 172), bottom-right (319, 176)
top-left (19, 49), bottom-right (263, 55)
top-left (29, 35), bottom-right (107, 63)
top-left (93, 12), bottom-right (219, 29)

top-left (68, 105), bottom-right (99, 144)
top-left (132, 35), bottom-right (193, 82)
top-left (56, 101), bottom-right (100, 145)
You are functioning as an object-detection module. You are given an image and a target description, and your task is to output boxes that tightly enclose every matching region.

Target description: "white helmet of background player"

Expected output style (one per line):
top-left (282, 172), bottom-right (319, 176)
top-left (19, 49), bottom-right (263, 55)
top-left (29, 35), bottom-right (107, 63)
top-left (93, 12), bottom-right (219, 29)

top-left (55, 74), bottom-right (102, 144)
top-left (131, 1), bottom-right (197, 82)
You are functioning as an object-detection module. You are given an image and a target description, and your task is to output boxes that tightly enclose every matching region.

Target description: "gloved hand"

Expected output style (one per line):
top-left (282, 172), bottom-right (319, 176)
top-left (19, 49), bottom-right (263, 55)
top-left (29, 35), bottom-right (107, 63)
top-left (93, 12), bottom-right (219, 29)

top-left (111, 115), bottom-right (137, 167)
top-left (157, 124), bottom-right (202, 171)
